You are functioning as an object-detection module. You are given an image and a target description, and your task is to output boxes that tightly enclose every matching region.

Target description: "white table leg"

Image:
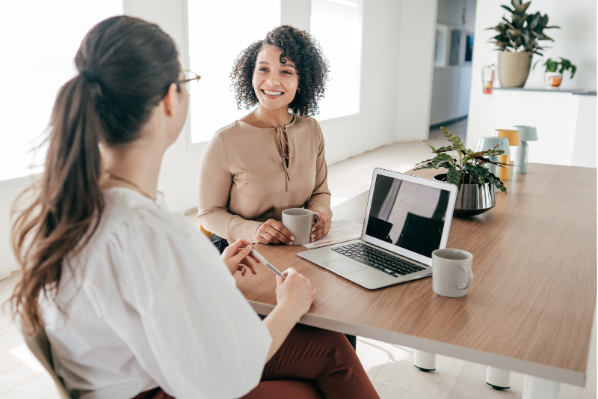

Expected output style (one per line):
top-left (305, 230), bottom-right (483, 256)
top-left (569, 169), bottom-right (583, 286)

top-left (413, 350), bottom-right (436, 372)
top-left (523, 375), bottom-right (560, 399)
top-left (486, 366), bottom-right (511, 390)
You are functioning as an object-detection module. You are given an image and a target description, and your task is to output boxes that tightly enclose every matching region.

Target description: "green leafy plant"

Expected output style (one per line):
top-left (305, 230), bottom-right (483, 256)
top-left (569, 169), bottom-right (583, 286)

top-left (533, 57), bottom-right (577, 78)
top-left (487, 0), bottom-right (560, 56)
top-left (414, 127), bottom-right (508, 194)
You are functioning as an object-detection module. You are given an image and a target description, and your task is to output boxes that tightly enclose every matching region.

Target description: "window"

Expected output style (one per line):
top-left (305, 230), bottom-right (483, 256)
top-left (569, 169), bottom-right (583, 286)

top-left (187, 0), bottom-right (280, 143)
top-left (0, 1), bottom-right (123, 181)
top-left (310, 0), bottom-right (362, 121)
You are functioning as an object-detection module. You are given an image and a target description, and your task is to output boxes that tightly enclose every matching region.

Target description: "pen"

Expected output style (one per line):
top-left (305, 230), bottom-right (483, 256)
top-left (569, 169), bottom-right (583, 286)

top-left (250, 248), bottom-right (286, 280)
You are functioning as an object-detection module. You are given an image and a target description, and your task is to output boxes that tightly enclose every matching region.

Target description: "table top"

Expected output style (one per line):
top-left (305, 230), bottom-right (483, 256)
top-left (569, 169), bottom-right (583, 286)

top-left (235, 164), bottom-right (596, 386)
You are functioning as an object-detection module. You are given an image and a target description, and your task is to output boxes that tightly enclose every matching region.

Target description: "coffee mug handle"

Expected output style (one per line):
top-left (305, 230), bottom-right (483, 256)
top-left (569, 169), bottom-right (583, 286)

top-left (458, 264), bottom-right (473, 290)
top-left (309, 210), bottom-right (321, 225)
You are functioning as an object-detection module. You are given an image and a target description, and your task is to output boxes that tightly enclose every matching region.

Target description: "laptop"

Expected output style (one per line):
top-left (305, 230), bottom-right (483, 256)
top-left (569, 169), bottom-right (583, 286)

top-left (298, 168), bottom-right (458, 290)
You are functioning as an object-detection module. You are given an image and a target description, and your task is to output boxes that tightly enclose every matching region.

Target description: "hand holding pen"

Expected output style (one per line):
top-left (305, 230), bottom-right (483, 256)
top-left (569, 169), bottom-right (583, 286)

top-left (250, 248), bottom-right (286, 280)
top-left (251, 248), bottom-right (316, 319)
top-left (225, 244), bottom-right (316, 320)
top-left (220, 239), bottom-right (261, 277)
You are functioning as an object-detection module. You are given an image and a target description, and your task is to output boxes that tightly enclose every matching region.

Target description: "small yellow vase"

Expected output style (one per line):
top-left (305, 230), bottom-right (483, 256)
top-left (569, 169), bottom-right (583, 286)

top-left (498, 154), bottom-right (510, 181)
top-left (493, 130), bottom-right (520, 182)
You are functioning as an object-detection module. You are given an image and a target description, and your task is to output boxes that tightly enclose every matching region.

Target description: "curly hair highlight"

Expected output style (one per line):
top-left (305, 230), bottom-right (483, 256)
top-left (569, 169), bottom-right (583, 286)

top-left (230, 25), bottom-right (329, 117)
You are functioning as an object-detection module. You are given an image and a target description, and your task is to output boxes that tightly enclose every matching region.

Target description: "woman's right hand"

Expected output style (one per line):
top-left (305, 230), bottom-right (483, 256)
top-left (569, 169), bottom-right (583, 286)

top-left (275, 268), bottom-right (317, 322)
top-left (256, 219), bottom-right (295, 245)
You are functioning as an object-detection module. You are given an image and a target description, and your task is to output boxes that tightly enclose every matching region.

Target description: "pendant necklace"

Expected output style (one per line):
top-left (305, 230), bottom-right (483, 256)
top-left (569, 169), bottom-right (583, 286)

top-left (103, 172), bottom-right (156, 201)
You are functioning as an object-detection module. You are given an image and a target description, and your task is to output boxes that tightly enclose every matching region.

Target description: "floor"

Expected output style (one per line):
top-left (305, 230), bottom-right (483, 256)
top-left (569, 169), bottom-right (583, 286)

top-left (0, 119), bottom-right (596, 399)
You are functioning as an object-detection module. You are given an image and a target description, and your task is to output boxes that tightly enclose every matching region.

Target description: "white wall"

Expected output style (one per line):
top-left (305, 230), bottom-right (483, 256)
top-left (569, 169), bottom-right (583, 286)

top-left (467, 0), bottom-right (597, 151)
top-left (477, 90), bottom-right (594, 167)
top-left (436, 0), bottom-right (476, 29)
top-left (323, 0), bottom-right (401, 162)
top-left (395, 0), bottom-right (438, 142)
top-left (281, 0), bottom-right (311, 31)
top-left (429, 0), bottom-right (476, 125)
top-left (124, 0), bottom-right (206, 215)
top-left (572, 95), bottom-right (598, 168)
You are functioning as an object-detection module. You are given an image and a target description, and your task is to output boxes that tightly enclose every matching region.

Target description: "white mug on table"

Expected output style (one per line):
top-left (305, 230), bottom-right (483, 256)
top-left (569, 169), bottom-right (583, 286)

top-left (432, 249), bottom-right (473, 297)
top-left (282, 208), bottom-right (320, 246)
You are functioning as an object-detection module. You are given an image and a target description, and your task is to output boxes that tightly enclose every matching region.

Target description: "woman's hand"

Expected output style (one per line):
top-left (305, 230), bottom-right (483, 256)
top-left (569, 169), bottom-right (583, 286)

top-left (256, 219), bottom-right (295, 245)
top-left (221, 239), bottom-right (260, 276)
top-left (310, 211), bottom-right (331, 242)
top-left (275, 268), bottom-right (316, 322)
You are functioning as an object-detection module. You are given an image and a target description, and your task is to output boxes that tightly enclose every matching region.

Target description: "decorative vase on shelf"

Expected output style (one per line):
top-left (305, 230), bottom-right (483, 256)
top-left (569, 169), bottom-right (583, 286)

top-left (498, 51), bottom-right (533, 88)
top-left (544, 72), bottom-right (562, 88)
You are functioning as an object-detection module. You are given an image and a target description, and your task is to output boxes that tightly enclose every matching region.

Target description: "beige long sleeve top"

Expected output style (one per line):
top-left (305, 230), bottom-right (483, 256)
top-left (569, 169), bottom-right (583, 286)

top-left (198, 115), bottom-right (332, 243)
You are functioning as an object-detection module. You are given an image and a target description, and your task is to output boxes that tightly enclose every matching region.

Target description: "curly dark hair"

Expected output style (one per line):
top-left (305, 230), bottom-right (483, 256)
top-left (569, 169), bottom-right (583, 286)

top-left (230, 25), bottom-right (329, 116)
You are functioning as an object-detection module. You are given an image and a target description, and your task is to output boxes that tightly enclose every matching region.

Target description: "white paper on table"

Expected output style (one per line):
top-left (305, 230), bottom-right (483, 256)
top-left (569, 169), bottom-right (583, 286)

top-left (303, 219), bottom-right (363, 249)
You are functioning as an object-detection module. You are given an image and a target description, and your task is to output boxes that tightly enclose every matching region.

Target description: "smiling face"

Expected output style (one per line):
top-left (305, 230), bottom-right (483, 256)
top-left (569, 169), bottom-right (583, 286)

top-left (252, 45), bottom-right (299, 111)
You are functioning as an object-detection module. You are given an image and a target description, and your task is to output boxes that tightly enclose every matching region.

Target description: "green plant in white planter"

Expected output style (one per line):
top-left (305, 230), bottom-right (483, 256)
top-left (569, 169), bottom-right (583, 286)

top-left (487, 0), bottom-right (560, 87)
top-left (533, 57), bottom-right (576, 88)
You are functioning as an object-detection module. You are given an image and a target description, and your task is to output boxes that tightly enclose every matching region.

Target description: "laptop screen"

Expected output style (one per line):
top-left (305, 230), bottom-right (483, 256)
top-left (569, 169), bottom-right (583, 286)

top-left (365, 174), bottom-right (452, 258)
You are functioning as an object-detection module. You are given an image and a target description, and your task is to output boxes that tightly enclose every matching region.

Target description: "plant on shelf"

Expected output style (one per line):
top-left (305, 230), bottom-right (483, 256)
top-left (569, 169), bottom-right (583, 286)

top-left (487, 0), bottom-right (560, 87)
top-left (414, 127), bottom-right (508, 194)
top-left (488, 0), bottom-right (559, 56)
top-left (533, 57), bottom-right (577, 77)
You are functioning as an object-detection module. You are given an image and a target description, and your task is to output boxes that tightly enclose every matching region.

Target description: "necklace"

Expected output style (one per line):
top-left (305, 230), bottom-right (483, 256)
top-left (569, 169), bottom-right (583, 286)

top-left (103, 172), bottom-right (156, 201)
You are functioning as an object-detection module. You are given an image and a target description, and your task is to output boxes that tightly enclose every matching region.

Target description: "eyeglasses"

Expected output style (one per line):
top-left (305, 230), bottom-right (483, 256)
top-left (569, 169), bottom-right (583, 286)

top-left (155, 70), bottom-right (201, 105)
top-left (179, 70), bottom-right (201, 92)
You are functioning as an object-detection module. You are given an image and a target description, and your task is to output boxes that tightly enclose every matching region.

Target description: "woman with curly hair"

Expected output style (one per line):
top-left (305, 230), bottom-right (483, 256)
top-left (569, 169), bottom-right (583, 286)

top-left (198, 25), bottom-right (333, 250)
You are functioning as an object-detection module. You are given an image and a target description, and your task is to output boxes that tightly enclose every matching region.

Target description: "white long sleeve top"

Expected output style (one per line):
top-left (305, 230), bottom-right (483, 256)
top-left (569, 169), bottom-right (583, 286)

top-left (40, 188), bottom-right (272, 399)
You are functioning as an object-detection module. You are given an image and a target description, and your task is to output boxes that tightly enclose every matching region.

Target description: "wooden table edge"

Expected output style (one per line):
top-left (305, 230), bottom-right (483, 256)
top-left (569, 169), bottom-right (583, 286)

top-left (249, 301), bottom-right (588, 387)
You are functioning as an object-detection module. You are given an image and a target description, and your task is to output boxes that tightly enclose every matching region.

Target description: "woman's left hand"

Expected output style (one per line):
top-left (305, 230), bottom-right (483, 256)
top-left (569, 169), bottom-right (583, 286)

top-left (221, 239), bottom-right (260, 276)
top-left (311, 211), bottom-right (332, 242)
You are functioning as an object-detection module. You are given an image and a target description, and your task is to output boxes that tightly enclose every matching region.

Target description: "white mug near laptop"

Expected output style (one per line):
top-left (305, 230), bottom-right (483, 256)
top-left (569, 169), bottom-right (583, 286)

top-left (283, 208), bottom-right (321, 246)
top-left (432, 249), bottom-right (473, 297)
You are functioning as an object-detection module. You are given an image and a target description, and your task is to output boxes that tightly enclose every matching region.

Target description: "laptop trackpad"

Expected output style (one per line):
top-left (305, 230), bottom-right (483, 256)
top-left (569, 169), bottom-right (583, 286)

top-left (324, 259), bottom-right (367, 275)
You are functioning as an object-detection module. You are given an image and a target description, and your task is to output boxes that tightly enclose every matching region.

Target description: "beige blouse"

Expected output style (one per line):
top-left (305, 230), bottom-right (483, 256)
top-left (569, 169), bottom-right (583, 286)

top-left (198, 115), bottom-right (332, 243)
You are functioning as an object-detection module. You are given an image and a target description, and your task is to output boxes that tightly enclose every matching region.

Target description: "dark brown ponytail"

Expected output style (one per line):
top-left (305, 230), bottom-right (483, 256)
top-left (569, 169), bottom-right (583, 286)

top-left (10, 16), bottom-right (181, 335)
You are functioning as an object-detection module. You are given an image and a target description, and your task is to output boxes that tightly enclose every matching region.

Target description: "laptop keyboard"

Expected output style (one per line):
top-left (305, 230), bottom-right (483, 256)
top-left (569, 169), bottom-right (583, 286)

top-left (332, 242), bottom-right (426, 277)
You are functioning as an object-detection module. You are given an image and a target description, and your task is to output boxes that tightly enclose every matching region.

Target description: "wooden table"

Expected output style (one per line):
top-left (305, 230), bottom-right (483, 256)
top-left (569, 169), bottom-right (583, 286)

top-left (235, 164), bottom-right (596, 393)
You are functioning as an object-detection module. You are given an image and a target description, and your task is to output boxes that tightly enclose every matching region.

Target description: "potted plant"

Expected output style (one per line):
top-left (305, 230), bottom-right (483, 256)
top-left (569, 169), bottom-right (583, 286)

top-left (533, 57), bottom-right (577, 88)
top-left (487, 0), bottom-right (560, 87)
top-left (415, 127), bottom-right (507, 217)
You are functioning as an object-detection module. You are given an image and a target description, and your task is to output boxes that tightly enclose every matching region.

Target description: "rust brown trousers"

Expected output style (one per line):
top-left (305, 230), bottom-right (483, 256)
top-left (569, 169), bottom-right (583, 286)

top-left (134, 324), bottom-right (379, 399)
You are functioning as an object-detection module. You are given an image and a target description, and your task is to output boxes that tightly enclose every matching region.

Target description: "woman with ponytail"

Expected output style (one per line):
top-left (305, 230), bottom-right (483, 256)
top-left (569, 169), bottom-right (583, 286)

top-left (10, 16), bottom-right (378, 399)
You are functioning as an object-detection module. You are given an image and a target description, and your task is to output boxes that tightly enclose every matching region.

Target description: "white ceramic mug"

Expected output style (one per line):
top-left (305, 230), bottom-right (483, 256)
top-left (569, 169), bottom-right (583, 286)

top-left (282, 208), bottom-right (321, 246)
top-left (432, 249), bottom-right (473, 297)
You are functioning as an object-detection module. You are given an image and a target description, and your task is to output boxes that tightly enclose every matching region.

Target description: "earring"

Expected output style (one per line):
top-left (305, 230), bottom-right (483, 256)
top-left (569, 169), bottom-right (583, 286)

top-left (297, 87), bottom-right (301, 93)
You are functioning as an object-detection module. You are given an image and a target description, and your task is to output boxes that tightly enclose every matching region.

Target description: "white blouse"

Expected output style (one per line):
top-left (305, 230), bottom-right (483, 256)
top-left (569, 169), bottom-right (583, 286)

top-left (40, 188), bottom-right (272, 399)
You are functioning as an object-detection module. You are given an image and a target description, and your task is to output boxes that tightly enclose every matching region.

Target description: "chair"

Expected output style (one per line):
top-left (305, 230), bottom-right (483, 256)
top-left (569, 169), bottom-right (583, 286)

top-left (200, 225), bottom-right (212, 239)
top-left (23, 326), bottom-right (71, 399)
top-left (24, 327), bottom-right (322, 399)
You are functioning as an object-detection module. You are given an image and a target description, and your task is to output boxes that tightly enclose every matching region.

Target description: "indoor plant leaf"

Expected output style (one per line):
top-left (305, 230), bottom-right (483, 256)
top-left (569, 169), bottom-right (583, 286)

top-left (488, 174), bottom-right (507, 194)
top-left (423, 140), bottom-right (437, 152)
top-left (447, 168), bottom-right (462, 186)
top-left (430, 153), bottom-right (454, 168)
top-left (431, 145), bottom-right (461, 154)
top-left (440, 127), bottom-right (466, 152)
